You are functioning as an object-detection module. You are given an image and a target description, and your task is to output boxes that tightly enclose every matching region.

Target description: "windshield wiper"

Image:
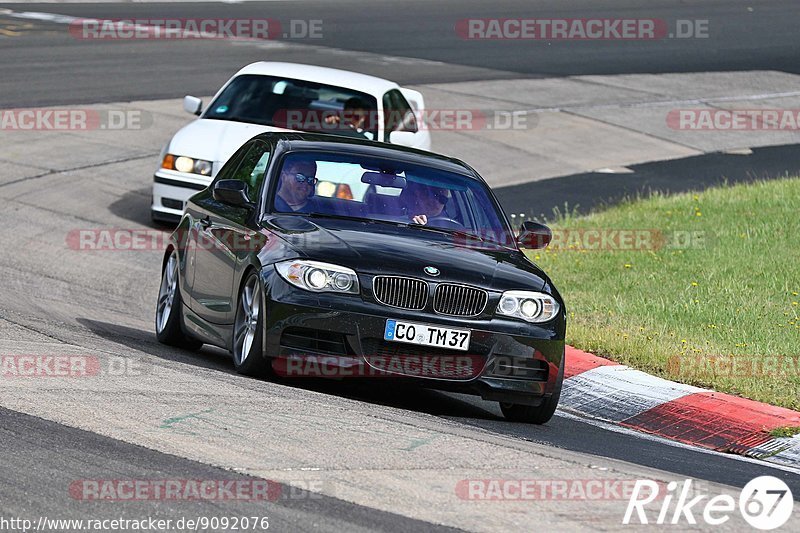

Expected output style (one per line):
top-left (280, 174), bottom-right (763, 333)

top-left (407, 224), bottom-right (483, 242)
top-left (304, 212), bottom-right (401, 227)
top-left (407, 225), bottom-right (515, 249)
top-left (297, 213), bottom-right (509, 246)
top-left (205, 115), bottom-right (273, 127)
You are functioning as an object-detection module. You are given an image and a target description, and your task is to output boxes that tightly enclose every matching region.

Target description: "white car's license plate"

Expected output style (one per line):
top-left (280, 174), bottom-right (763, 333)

top-left (383, 319), bottom-right (471, 351)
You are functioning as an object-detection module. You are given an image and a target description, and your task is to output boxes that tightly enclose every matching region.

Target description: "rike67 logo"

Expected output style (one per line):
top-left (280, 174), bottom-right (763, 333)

top-left (624, 476), bottom-right (794, 530)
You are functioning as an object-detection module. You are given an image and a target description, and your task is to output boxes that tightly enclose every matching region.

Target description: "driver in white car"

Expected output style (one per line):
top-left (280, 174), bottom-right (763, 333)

top-left (323, 97), bottom-right (375, 140)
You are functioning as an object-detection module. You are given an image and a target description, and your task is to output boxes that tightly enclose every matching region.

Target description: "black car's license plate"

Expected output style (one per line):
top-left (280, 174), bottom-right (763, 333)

top-left (383, 319), bottom-right (471, 351)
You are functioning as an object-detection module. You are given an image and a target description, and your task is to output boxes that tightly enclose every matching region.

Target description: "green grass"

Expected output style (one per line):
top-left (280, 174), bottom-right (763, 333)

top-left (526, 178), bottom-right (800, 410)
top-left (769, 426), bottom-right (800, 438)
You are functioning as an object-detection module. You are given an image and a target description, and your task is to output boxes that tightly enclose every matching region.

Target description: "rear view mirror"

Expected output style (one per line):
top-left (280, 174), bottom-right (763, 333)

top-left (183, 95), bottom-right (203, 116)
top-left (361, 172), bottom-right (407, 188)
top-left (213, 180), bottom-right (254, 209)
top-left (517, 221), bottom-right (552, 249)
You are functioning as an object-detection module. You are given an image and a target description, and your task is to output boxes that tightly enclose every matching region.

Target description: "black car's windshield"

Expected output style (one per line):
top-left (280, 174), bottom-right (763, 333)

top-left (204, 74), bottom-right (379, 140)
top-left (271, 151), bottom-right (514, 245)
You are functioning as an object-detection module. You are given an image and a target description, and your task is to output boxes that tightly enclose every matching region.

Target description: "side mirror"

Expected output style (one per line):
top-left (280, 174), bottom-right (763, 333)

top-left (183, 95), bottom-right (203, 116)
top-left (399, 88), bottom-right (425, 112)
top-left (388, 130), bottom-right (418, 147)
top-left (213, 180), bottom-right (254, 209)
top-left (517, 221), bottom-right (552, 249)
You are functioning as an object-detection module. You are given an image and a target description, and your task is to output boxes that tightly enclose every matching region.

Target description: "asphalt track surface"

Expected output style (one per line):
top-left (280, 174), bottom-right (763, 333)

top-left (1, 0), bottom-right (800, 106)
top-left (1, 1), bottom-right (799, 529)
top-left (494, 143), bottom-right (800, 217)
top-left (0, 407), bottom-right (461, 532)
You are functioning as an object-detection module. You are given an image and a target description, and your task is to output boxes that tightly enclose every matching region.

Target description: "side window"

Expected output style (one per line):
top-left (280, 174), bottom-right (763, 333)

top-left (382, 89), bottom-right (418, 141)
top-left (230, 142), bottom-right (271, 203)
top-left (213, 144), bottom-right (249, 183)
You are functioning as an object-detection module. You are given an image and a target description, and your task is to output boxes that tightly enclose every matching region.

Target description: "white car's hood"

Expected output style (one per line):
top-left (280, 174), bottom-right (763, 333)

top-left (167, 119), bottom-right (291, 172)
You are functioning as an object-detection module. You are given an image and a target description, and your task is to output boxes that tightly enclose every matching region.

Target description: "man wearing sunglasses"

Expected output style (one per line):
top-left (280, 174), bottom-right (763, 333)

top-left (274, 158), bottom-right (320, 213)
top-left (407, 182), bottom-right (452, 226)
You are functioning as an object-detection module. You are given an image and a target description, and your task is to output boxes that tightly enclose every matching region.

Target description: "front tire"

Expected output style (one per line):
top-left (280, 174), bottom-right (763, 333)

top-left (500, 353), bottom-right (564, 424)
top-left (232, 272), bottom-right (268, 376)
top-left (155, 250), bottom-right (203, 350)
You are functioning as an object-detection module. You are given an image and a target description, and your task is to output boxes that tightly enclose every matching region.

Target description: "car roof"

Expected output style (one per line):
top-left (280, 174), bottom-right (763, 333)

top-left (251, 132), bottom-right (480, 180)
top-left (234, 62), bottom-right (399, 97)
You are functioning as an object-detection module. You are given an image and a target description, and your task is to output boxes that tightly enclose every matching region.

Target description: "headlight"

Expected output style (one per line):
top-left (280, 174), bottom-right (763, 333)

top-left (161, 154), bottom-right (213, 176)
top-left (496, 290), bottom-right (559, 323)
top-left (275, 260), bottom-right (359, 294)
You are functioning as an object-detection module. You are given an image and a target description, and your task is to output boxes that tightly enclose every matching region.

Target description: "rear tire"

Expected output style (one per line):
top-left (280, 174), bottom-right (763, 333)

top-left (232, 272), bottom-right (269, 377)
top-left (155, 250), bottom-right (203, 351)
top-left (500, 353), bottom-right (564, 424)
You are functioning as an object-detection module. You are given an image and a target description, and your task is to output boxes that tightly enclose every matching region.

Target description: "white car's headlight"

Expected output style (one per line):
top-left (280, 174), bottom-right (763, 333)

top-left (496, 290), bottom-right (560, 323)
top-left (161, 154), bottom-right (213, 176)
top-left (275, 260), bottom-right (359, 294)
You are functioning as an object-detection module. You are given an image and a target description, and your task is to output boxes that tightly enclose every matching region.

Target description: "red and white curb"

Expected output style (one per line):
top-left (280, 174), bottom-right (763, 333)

top-left (561, 346), bottom-right (800, 469)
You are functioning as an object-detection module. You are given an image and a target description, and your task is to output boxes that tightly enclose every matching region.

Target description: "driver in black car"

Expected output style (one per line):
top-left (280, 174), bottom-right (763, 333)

top-left (406, 182), bottom-right (452, 226)
top-left (275, 158), bottom-right (319, 212)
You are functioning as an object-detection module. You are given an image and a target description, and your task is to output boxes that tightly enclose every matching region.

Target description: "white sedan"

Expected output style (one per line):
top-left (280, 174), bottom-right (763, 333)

top-left (152, 61), bottom-right (431, 222)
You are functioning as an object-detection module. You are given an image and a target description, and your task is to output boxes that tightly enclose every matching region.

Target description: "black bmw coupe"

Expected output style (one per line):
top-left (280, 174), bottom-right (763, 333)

top-left (155, 132), bottom-right (566, 423)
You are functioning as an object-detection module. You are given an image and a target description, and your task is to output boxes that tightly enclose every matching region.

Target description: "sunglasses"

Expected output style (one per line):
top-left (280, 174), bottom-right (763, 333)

top-left (294, 173), bottom-right (318, 185)
top-left (434, 191), bottom-right (450, 205)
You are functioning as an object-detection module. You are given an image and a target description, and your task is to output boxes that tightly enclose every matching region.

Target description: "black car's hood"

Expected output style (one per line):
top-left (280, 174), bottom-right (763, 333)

top-left (264, 216), bottom-right (546, 291)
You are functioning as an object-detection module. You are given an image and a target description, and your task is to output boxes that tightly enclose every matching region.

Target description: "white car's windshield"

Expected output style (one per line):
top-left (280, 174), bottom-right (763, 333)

top-left (204, 74), bottom-right (379, 140)
top-left (271, 151), bottom-right (514, 246)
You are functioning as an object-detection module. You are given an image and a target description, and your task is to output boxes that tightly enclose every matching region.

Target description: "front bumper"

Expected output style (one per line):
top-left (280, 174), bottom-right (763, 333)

top-left (261, 269), bottom-right (565, 405)
top-left (152, 169), bottom-right (212, 221)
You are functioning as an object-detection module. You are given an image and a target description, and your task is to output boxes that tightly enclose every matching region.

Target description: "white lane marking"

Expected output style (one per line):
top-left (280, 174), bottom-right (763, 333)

top-left (594, 166), bottom-right (634, 174)
top-left (7, 5), bottom-right (800, 111)
top-left (722, 147), bottom-right (754, 155)
top-left (0, 9), bottom-right (269, 41)
top-left (745, 434), bottom-right (800, 468)
top-left (0, 10), bottom-right (81, 24)
top-left (561, 364), bottom-right (707, 423)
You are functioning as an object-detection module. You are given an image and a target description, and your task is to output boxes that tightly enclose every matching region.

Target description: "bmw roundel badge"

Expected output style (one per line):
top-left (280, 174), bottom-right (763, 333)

top-left (424, 266), bottom-right (440, 277)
